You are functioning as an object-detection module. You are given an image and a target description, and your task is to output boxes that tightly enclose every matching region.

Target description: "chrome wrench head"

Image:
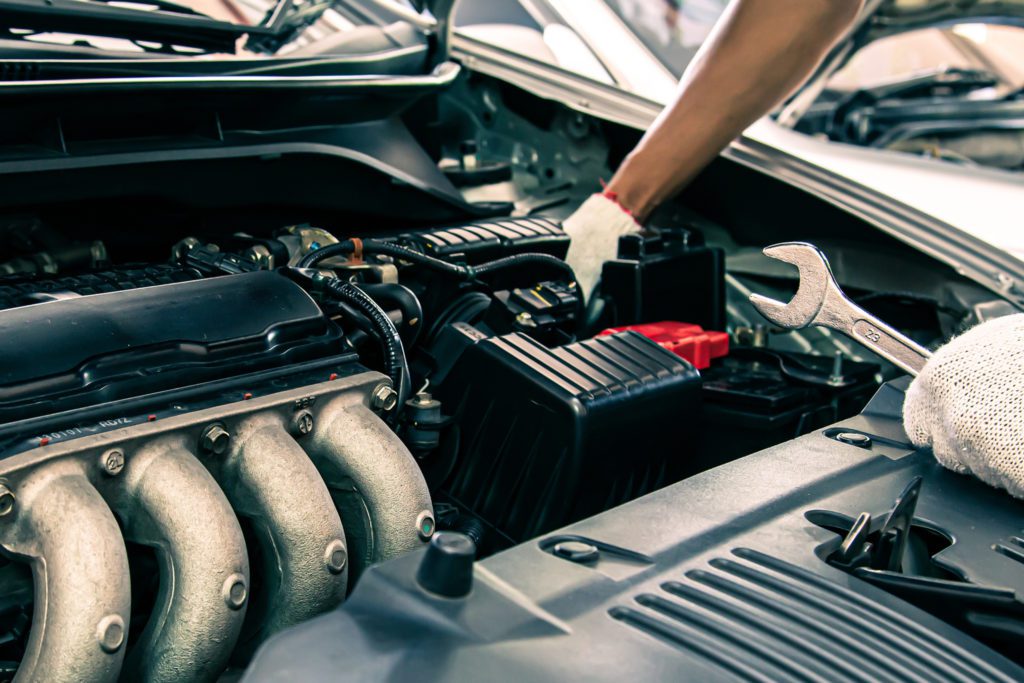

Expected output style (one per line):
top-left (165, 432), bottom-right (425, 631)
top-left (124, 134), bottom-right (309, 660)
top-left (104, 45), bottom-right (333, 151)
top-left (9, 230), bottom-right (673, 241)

top-left (748, 242), bottom-right (837, 329)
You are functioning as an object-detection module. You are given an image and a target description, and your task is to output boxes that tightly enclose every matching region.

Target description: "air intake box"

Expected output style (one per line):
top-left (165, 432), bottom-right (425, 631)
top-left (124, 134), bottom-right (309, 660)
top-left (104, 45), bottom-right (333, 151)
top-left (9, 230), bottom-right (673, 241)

top-left (434, 329), bottom-right (701, 547)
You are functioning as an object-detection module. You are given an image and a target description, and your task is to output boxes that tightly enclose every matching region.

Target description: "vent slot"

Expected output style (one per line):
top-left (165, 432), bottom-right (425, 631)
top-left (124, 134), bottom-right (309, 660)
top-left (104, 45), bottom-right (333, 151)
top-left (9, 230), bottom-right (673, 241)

top-left (611, 548), bottom-right (1018, 683)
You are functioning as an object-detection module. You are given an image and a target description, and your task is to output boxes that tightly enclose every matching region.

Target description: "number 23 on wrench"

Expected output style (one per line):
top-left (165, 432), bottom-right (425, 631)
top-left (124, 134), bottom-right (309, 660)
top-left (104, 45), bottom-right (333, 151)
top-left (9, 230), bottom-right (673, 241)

top-left (748, 242), bottom-right (931, 376)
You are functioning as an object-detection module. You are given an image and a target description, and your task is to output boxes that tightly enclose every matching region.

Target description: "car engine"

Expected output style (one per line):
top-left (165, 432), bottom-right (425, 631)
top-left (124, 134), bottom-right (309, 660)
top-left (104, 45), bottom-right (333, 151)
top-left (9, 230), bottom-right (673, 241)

top-left (0, 203), bottom-right (897, 681)
top-left (0, 61), bottom-right (1010, 683)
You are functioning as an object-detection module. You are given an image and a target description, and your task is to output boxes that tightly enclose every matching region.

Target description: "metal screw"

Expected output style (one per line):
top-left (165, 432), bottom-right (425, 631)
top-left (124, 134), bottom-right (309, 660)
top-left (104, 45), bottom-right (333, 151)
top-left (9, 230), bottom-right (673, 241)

top-left (371, 384), bottom-right (399, 412)
top-left (324, 539), bottom-right (348, 575)
top-left (200, 424), bottom-right (231, 455)
top-left (244, 244), bottom-right (274, 269)
top-left (99, 449), bottom-right (125, 476)
top-left (96, 614), bottom-right (125, 654)
top-left (416, 510), bottom-right (436, 540)
top-left (171, 236), bottom-right (201, 262)
top-left (291, 410), bottom-right (314, 437)
top-left (0, 484), bottom-right (14, 517)
top-left (752, 324), bottom-right (768, 348)
top-left (515, 311), bottom-right (537, 328)
top-left (828, 351), bottom-right (845, 386)
top-left (222, 573), bottom-right (248, 611)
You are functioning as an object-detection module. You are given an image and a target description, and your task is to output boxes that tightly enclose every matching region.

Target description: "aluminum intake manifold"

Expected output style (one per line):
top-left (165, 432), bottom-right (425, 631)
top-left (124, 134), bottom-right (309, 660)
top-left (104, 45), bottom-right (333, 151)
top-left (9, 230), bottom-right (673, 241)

top-left (0, 370), bottom-right (434, 683)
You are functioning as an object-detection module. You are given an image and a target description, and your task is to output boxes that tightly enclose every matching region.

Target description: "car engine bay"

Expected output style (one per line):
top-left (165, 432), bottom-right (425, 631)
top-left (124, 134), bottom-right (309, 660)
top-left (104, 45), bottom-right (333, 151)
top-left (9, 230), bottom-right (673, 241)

top-left (0, 64), bottom-right (1020, 682)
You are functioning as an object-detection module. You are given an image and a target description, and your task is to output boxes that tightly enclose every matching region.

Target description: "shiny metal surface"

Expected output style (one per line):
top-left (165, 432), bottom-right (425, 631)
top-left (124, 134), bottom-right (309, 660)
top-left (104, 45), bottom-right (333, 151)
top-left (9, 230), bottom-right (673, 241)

top-left (0, 461), bottom-right (131, 683)
top-left (215, 414), bottom-right (348, 652)
top-left (0, 370), bottom-right (431, 682)
top-left (114, 437), bottom-right (249, 683)
top-left (307, 394), bottom-right (434, 580)
top-left (749, 241), bottom-right (932, 376)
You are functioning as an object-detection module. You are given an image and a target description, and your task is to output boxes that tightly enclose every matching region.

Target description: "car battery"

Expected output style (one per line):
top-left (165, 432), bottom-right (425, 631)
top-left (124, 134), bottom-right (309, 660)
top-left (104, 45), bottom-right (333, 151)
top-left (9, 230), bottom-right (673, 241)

top-left (598, 321), bottom-right (729, 370)
top-left (697, 348), bottom-right (881, 467)
top-left (600, 227), bottom-right (726, 331)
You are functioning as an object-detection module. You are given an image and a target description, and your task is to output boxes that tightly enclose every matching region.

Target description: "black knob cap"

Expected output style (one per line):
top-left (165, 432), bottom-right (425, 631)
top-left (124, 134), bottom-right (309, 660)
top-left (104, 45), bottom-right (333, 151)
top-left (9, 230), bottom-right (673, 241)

top-left (416, 532), bottom-right (476, 598)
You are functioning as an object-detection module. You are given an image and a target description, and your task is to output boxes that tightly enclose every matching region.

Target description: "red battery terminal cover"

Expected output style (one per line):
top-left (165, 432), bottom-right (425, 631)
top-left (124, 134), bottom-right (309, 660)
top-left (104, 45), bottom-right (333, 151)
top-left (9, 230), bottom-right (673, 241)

top-left (599, 322), bottom-right (729, 370)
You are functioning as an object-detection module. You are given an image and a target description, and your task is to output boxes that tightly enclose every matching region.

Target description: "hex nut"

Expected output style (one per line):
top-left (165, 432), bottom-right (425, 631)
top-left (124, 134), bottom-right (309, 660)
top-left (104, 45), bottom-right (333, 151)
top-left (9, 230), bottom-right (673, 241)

top-left (100, 449), bottom-right (125, 476)
top-left (0, 484), bottom-right (14, 517)
top-left (292, 410), bottom-right (315, 437)
top-left (371, 384), bottom-right (399, 412)
top-left (324, 539), bottom-right (348, 575)
top-left (200, 424), bottom-right (231, 455)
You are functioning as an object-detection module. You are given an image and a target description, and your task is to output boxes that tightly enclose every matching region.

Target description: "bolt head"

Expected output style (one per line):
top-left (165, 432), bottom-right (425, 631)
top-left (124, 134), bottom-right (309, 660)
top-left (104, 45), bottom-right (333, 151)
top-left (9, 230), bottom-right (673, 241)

top-left (222, 573), bottom-right (248, 611)
top-left (324, 539), bottom-right (348, 575)
top-left (416, 510), bottom-right (436, 540)
top-left (200, 424), bottom-right (231, 455)
top-left (292, 410), bottom-right (314, 437)
top-left (371, 384), bottom-right (399, 412)
top-left (100, 449), bottom-right (125, 476)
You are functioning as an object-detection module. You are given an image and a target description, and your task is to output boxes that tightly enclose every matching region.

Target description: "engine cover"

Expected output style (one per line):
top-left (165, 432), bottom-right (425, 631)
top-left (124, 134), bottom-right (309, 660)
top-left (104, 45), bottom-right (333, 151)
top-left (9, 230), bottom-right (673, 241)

top-left (0, 271), bottom-right (343, 424)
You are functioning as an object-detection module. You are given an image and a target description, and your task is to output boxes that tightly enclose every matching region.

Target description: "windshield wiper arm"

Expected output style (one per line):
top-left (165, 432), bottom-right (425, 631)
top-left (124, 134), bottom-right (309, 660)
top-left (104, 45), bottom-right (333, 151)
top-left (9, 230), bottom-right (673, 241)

top-left (0, 0), bottom-right (320, 53)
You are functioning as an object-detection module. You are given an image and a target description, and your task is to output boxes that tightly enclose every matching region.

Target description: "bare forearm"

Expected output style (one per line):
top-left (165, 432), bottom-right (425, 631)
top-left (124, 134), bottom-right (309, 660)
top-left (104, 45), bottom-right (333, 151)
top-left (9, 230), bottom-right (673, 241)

top-left (607, 0), bottom-right (862, 222)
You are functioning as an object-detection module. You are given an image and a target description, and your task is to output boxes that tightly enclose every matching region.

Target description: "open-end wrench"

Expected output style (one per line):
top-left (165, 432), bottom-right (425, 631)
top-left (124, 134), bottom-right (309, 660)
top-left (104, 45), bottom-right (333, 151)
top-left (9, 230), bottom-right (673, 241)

top-left (749, 242), bottom-right (932, 376)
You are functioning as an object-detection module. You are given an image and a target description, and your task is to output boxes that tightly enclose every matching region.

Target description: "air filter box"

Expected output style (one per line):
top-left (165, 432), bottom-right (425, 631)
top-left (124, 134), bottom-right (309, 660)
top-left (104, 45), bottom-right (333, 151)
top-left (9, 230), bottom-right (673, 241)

top-left (434, 329), bottom-right (701, 547)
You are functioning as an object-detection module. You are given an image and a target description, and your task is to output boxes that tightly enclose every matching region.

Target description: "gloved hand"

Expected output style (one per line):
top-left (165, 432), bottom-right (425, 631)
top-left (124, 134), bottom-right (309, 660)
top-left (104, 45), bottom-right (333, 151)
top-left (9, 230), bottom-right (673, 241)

top-left (903, 313), bottom-right (1024, 499)
top-left (563, 193), bottom-right (641, 303)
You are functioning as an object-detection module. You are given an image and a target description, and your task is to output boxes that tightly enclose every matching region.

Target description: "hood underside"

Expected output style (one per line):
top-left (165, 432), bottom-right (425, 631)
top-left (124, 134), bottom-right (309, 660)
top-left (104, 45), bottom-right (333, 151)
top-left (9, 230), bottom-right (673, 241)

top-left (861, 0), bottom-right (1024, 40)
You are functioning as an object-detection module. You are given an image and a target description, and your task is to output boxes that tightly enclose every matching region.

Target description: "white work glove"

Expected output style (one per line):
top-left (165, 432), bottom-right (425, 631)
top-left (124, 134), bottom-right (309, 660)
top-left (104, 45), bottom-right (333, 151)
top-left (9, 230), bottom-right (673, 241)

top-left (903, 313), bottom-right (1024, 499)
top-left (563, 193), bottom-right (641, 303)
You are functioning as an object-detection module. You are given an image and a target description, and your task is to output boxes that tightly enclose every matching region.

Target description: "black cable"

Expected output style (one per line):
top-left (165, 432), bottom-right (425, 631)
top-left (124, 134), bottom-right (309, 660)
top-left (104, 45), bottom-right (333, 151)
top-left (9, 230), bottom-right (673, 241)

top-left (297, 239), bottom-right (576, 285)
top-left (296, 240), bottom-right (352, 269)
top-left (318, 277), bottom-right (411, 407)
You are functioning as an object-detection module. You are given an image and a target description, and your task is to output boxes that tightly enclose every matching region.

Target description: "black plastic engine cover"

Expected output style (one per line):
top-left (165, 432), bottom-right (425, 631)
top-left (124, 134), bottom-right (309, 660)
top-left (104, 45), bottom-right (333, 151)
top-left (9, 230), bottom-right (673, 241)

top-left (433, 330), bottom-right (701, 547)
top-left (242, 379), bottom-right (1024, 683)
top-left (0, 270), bottom-right (342, 423)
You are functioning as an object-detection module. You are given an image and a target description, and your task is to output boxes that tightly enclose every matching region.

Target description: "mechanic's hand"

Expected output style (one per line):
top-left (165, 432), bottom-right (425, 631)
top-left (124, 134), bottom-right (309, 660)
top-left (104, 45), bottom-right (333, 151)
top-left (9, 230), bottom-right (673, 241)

top-left (563, 193), bottom-right (641, 303)
top-left (903, 314), bottom-right (1024, 499)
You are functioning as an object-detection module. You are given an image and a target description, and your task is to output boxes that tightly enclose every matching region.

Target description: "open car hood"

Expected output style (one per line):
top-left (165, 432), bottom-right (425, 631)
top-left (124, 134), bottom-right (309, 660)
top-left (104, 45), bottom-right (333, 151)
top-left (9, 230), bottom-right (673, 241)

top-left (862, 0), bottom-right (1024, 39)
top-left (835, 0), bottom-right (1024, 69)
top-left (778, 0), bottom-right (1024, 126)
